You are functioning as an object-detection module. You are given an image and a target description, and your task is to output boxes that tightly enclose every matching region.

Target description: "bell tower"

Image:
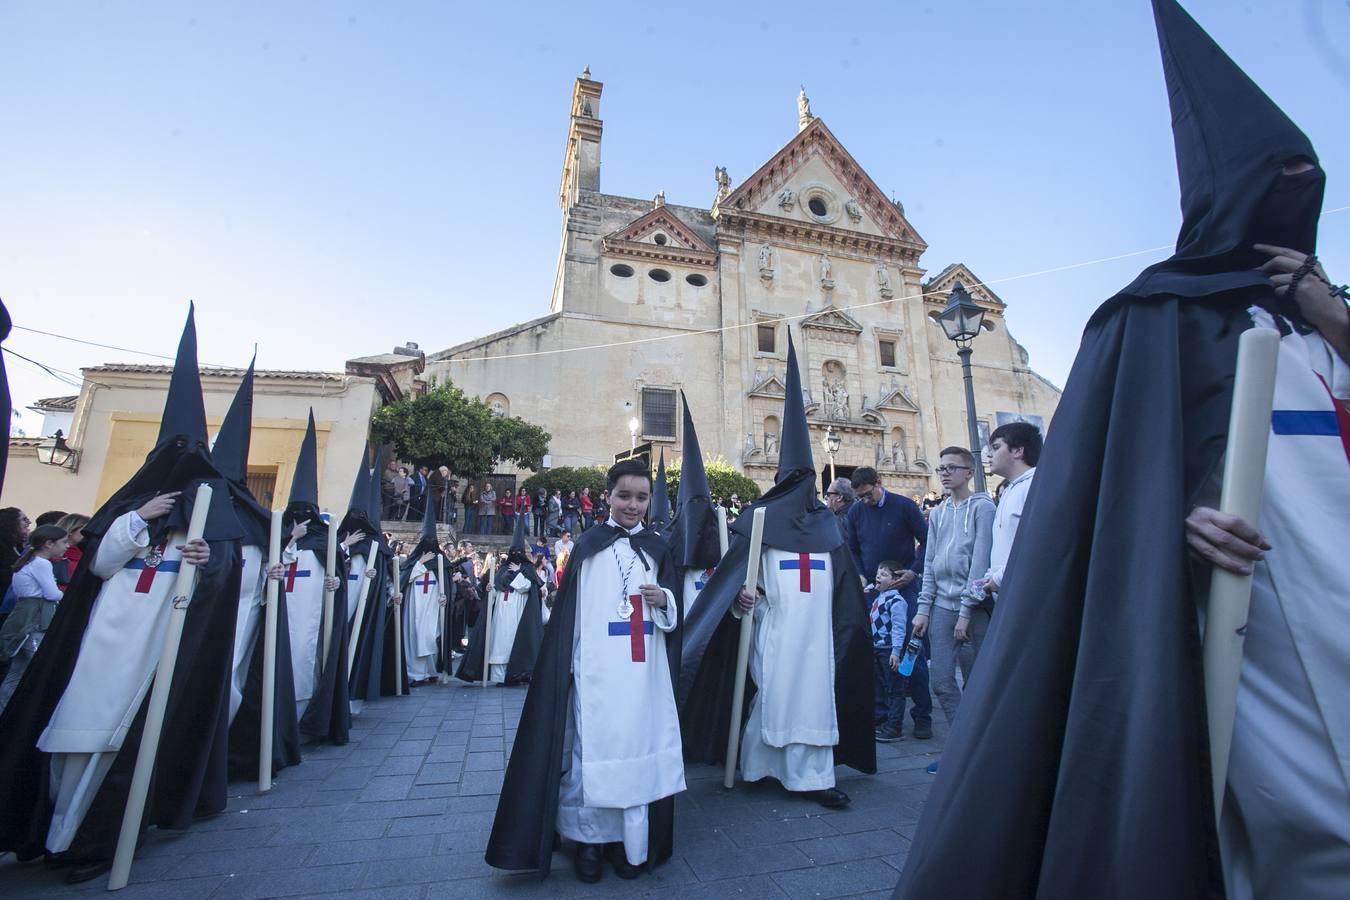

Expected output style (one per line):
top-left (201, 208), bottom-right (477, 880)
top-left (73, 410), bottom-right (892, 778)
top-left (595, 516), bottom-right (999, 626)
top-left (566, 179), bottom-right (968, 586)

top-left (559, 66), bottom-right (603, 209)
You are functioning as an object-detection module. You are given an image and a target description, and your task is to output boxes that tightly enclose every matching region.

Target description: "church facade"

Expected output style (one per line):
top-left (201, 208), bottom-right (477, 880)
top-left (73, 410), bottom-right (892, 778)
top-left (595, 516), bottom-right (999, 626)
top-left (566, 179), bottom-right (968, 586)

top-left (427, 72), bottom-right (1061, 494)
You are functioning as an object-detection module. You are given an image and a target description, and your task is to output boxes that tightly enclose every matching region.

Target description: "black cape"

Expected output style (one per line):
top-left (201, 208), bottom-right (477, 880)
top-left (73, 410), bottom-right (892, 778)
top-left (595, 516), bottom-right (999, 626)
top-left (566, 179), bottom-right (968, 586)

top-left (283, 514), bottom-right (352, 745)
top-left (347, 535), bottom-right (401, 700)
top-left (677, 537), bottom-right (875, 776)
top-left (455, 563), bottom-right (545, 685)
top-left (227, 565), bottom-right (303, 780)
top-left (485, 525), bottom-right (681, 876)
top-left (895, 1), bottom-right (1322, 895)
top-left (0, 448), bottom-right (242, 863)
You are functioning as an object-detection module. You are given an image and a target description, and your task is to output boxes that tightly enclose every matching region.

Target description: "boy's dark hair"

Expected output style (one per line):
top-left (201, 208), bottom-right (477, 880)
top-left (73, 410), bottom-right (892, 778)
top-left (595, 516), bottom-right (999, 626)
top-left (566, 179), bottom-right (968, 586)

top-left (939, 446), bottom-right (978, 469)
top-left (989, 421), bottom-right (1043, 467)
top-left (877, 559), bottom-right (902, 575)
top-left (606, 458), bottom-right (652, 491)
top-left (849, 467), bottom-right (879, 490)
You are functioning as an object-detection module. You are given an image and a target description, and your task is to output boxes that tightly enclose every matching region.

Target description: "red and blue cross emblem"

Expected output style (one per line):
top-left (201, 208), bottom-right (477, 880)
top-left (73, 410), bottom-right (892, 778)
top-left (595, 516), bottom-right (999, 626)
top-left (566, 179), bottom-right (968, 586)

top-left (1273, 380), bottom-right (1350, 465)
top-left (779, 553), bottom-right (826, 592)
top-left (608, 595), bottom-right (652, 662)
top-left (284, 561), bottom-right (312, 592)
top-left (123, 543), bottom-right (180, 593)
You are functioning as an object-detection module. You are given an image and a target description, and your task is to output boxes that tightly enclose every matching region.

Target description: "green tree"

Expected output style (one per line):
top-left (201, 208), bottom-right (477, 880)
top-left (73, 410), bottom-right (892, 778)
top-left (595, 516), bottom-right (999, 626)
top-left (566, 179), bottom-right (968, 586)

top-left (519, 466), bottom-right (608, 498)
top-left (662, 456), bottom-right (762, 504)
top-left (370, 382), bottom-right (551, 478)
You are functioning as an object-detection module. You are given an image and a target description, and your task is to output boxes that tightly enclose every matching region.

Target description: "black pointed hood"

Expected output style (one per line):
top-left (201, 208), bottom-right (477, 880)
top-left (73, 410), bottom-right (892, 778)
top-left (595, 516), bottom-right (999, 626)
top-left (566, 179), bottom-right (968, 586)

top-left (1118, 0), bottom-right (1322, 305)
top-left (339, 443), bottom-right (382, 556)
top-left (366, 450), bottom-right (387, 531)
top-left (668, 394), bottom-right (721, 569)
top-left (407, 482), bottom-right (443, 559)
top-left (348, 444), bottom-right (373, 514)
top-left (156, 303), bottom-right (209, 451)
top-left (211, 356), bottom-right (269, 547)
top-left (649, 450), bottom-right (672, 530)
top-left (82, 304), bottom-right (242, 545)
top-left (510, 508), bottom-right (529, 553)
top-left (213, 355), bottom-right (255, 485)
top-left (288, 410), bottom-right (319, 508)
top-left (731, 332), bottom-right (840, 553)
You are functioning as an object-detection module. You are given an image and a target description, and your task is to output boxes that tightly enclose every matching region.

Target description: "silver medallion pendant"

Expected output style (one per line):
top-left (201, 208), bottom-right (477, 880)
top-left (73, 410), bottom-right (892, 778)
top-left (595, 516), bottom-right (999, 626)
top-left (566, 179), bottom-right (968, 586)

top-left (617, 596), bottom-right (634, 620)
top-left (144, 547), bottom-right (164, 568)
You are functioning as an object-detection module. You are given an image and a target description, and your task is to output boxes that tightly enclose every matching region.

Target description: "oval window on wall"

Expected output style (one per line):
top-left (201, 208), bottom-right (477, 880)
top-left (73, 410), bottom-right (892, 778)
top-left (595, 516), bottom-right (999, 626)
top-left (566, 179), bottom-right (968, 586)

top-left (686, 273), bottom-right (708, 287)
top-left (610, 263), bottom-right (634, 278)
top-left (649, 269), bottom-right (672, 283)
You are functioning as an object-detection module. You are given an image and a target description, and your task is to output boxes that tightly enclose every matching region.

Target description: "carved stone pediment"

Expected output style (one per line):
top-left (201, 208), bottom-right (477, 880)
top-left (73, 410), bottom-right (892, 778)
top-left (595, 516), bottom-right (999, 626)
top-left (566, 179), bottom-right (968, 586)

top-left (873, 386), bottom-right (921, 413)
top-left (602, 206), bottom-right (717, 267)
top-left (800, 305), bottom-right (863, 335)
top-left (747, 374), bottom-right (787, 399)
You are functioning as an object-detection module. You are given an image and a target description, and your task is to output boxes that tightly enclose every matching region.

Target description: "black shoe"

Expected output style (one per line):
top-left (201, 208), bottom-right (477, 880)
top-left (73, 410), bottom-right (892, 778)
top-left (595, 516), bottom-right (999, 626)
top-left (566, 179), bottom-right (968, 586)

top-left (875, 727), bottom-right (903, 743)
top-left (810, 787), bottom-right (851, 809)
top-left (574, 843), bottom-right (603, 883)
top-left (913, 720), bottom-right (933, 740)
top-left (65, 860), bottom-right (111, 885)
top-left (605, 843), bottom-right (642, 879)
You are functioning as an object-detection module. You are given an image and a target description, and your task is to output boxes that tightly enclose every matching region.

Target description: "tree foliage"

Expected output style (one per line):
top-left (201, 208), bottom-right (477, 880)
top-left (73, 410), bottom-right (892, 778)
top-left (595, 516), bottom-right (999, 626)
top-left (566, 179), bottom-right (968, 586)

top-left (370, 382), bottom-right (551, 478)
top-left (662, 457), bottom-right (762, 504)
top-left (518, 465), bottom-right (608, 498)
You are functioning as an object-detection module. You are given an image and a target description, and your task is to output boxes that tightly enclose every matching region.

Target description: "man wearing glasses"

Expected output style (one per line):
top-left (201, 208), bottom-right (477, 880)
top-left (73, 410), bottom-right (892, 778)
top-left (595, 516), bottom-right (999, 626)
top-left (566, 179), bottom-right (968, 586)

top-left (846, 467), bottom-right (932, 740)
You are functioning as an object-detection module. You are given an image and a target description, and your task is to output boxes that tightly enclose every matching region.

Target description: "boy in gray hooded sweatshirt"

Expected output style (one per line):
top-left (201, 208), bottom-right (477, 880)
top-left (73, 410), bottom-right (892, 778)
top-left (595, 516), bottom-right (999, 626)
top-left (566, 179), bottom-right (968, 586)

top-left (912, 447), bottom-right (995, 730)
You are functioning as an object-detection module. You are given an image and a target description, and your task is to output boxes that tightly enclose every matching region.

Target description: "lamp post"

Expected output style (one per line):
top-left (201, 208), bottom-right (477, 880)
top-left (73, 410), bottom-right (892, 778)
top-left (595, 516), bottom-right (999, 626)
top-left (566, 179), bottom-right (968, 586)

top-left (823, 425), bottom-right (841, 485)
top-left (936, 281), bottom-right (987, 493)
top-left (628, 416), bottom-right (640, 452)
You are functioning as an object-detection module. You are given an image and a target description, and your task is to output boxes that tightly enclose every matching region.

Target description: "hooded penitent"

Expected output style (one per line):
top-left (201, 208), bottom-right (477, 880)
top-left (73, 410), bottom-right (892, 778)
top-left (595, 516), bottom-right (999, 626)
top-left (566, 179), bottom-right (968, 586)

top-left (893, 3), bottom-right (1327, 897)
top-left (282, 409), bottom-right (350, 746)
top-left (677, 332), bottom-right (874, 776)
top-left (220, 357), bottom-right (302, 778)
top-left (649, 450), bottom-right (672, 531)
top-left (339, 444), bottom-right (394, 701)
top-left (0, 304), bottom-right (245, 864)
top-left (456, 510), bottom-right (544, 686)
top-left (666, 393), bottom-right (723, 572)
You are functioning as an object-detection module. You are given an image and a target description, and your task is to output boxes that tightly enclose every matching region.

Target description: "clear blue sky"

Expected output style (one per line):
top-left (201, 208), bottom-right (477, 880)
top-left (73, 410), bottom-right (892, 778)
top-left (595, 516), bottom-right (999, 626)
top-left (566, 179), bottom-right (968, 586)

top-left (2, 1), bottom-right (1347, 435)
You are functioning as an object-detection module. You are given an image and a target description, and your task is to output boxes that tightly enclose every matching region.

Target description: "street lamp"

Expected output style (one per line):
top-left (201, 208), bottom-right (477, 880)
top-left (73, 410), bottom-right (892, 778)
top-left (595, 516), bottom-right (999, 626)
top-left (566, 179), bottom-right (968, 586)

top-left (936, 281), bottom-right (987, 492)
top-left (628, 416), bottom-right (640, 451)
top-left (823, 425), bottom-right (841, 485)
top-left (35, 429), bottom-right (80, 472)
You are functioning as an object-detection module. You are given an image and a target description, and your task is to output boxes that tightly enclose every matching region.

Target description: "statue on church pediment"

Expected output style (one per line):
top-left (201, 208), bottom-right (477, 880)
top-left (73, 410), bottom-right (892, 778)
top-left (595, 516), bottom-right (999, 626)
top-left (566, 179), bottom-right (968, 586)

top-left (846, 198), bottom-right (863, 223)
top-left (778, 188), bottom-right (795, 212)
top-left (714, 166), bottom-right (732, 210)
top-left (797, 86), bottom-right (814, 131)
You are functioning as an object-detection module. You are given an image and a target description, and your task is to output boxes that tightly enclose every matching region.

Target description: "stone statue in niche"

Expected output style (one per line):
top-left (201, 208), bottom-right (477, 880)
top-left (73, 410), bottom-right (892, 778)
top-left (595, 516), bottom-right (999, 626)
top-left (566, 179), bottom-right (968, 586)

top-left (778, 188), bottom-right (795, 211)
top-left (876, 264), bottom-right (893, 299)
top-left (845, 198), bottom-right (863, 223)
top-left (764, 429), bottom-right (779, 458)
top-left (759, 244), bottom-right (775, 281)
top-left (823, 376), bottom-right (849, 421)
top-left (819, 253), bottom-right (835, 290)
top-left (891, 438), bottom-right (907, 470)
top-left (490, 399), bottom-right (507, 417)
top-left (744, 432), bottom-right (758, 457)
top-left (874, 440), bottom-right (884, 467)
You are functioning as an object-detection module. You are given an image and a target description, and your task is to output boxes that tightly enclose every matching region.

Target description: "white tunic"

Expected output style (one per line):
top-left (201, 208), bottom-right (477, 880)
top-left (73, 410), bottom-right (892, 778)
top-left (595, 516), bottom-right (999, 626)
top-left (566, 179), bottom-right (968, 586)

top-left (1220, 312), bottom-right (1350, 900)
top-left (681, 566), bottom-right (716, 618)
top-left (403, 559), bottom-right (443, 681)
top-left (38, 512), bottom-right (187, 852)
top-left (281, 544), bottom-right (324, 719)
top-left (739, 547), bottom-right (838, 791)
top-left (557, 525), bottom-right (684, 866)
top-left (228, 544), bottom-right (266, 723)
top-left (487, 571), bottom-right (530, 683)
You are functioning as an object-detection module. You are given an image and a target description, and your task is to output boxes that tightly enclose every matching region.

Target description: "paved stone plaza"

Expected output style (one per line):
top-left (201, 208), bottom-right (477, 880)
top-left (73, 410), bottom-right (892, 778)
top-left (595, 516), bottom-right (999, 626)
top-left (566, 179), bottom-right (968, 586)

top-left (0, 679), bottom-right (944, 899)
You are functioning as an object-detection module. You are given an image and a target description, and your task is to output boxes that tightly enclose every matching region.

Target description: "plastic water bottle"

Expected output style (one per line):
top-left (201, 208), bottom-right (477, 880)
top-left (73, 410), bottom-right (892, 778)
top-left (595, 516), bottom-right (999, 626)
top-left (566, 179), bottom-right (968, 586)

top-left (898, 637), bottom-right (923, 677)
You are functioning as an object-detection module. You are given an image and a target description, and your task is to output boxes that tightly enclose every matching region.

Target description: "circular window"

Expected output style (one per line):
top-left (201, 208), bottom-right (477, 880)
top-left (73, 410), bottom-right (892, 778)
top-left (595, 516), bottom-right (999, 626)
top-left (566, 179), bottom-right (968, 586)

top-left (808, 197), bottom-right (827, 217)
top-left (649, 269), bottom-right (671, 283)
top-left (610, 263), bottom-right (634, 278)
top-left (686, 273), bottom-right (708, 287)
top-left (653, 233), bottom-right (668, 245)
